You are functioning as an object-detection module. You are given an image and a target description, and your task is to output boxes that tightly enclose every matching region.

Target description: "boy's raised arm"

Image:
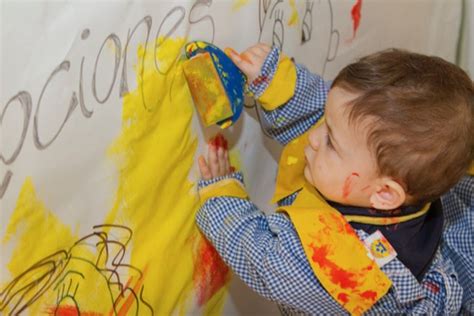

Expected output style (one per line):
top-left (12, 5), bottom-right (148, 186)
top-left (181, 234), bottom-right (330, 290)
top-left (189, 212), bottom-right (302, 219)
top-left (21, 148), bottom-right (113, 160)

top-left (228, 44), bottom-right (331, 144)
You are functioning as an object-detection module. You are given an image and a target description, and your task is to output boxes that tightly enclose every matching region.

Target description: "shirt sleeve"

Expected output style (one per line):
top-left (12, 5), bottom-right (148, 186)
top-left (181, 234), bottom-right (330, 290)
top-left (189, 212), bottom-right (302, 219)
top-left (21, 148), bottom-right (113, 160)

top-left (196, 173), bottom-right (463, 314)
top-left (248, 47), bottom-right (331, 145)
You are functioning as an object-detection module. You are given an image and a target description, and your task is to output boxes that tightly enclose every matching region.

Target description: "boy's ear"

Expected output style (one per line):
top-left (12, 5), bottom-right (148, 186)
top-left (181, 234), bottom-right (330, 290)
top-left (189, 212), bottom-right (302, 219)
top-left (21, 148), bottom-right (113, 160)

top-left (369, 179), bottom-right (406, 210)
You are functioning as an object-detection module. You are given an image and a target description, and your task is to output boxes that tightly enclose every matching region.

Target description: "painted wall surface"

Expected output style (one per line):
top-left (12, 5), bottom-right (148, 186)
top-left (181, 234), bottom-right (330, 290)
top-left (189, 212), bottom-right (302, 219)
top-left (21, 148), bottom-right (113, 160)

top-left (0, 1), bottom-right (462, 315)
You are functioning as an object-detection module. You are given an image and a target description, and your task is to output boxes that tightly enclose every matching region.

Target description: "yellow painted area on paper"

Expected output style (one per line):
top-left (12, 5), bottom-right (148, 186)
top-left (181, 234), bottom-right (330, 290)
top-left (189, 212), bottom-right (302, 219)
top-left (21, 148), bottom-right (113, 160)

top-left (232, 0), bottom-right (250, 11)
top-left (1, 37), bottom-right (230, 316)
top-left (106, 37), bottom-right (228, 315)
top-left (288, 0), bottom-right (299, 26)
top-left (1, 179), bottom-right (143, 315)
top-left (2, 179), bottom-right (76, 267)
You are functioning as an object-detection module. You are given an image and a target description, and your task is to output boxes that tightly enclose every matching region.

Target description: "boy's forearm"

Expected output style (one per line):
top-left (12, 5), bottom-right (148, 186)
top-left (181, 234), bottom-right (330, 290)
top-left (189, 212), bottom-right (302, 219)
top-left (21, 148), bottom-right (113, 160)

top-left (249, 47), bottom-right (330, 144)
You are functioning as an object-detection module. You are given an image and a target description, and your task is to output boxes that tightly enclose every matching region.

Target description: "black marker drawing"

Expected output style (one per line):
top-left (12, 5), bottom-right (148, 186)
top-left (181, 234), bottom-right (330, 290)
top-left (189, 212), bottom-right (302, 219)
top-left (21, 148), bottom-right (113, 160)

top-left (0, 224), bottom-right (153, 316)
top-left (301, 0), bottom-right (314, 44)
top-left (1, 1), bottom-right (217, 199)
top-left (246, 0), bottom-right (339, 139)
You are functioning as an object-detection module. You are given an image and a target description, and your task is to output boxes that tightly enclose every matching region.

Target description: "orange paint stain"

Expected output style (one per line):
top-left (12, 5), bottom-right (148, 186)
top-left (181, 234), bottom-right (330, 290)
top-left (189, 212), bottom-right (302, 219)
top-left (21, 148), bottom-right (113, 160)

top-left (424, 281), bottom-right (440, 294)
top-left (252, 75), bottom-right (268, 86)
top-left (47, 306), bottom-right (102, 316)
top-left (338, 292), bottom-right (350, 304)
top-left (193, 237), bottom-right (231, 306)
top-left (351, 0), bottom-right (363, 38)
top-left (360, 290), bottom-right (377, 301)
top-left (309, 244), bottom-right (359, 289)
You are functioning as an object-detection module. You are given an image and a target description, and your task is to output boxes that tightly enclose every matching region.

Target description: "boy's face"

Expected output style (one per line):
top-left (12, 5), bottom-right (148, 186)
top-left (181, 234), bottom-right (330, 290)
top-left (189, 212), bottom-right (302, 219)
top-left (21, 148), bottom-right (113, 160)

top-left (304, 87), bottom-right (379, 207)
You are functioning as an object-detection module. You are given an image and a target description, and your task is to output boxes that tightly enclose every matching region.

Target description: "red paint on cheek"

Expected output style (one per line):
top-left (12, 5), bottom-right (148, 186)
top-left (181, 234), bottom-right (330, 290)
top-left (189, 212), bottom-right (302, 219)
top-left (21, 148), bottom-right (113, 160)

top-left (309, 244), bottom-right (359, 289)
top-left (361, 290), bottom-right (377, 301)
top-left (342, 172), bottom-right (360, 199)
top-left (193, 237), bottom-right (231, 306)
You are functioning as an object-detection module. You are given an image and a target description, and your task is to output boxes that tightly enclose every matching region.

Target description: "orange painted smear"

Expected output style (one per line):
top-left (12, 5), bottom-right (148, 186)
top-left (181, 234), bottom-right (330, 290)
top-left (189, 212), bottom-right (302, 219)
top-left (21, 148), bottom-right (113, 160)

top-left (351, 0), bottom-right (363, 38)
top-left (309, 244), bottom-right (359, 289)
top-left (115, 267), bottom-right (147, 316)
top-left (338, 292), bottom-right (349, 305)
top-left (47, 306), bottom-right (102, 316)
top-left (361, 290), bottom-right (377, 301)
top-left (193, 237), bottom-right (231, 306)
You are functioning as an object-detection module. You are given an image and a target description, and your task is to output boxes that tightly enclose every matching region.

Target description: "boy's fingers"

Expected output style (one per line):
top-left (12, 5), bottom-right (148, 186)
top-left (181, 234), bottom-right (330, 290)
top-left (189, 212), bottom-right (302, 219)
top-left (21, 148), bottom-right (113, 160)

top-left (256, 43), bottom-right (271, 53)
top-left (225, 47), bottom-right (257, 79)
top-left (224, 150), bottom-right (230, 173)
top-left (217, 147), bottom-right (226, 176)
top-left (198, 155), bottom-right (212, 180)
top-left (251, 46), bottom-right (269, 58)
top-left (208, 143), bottom-right (219, 177)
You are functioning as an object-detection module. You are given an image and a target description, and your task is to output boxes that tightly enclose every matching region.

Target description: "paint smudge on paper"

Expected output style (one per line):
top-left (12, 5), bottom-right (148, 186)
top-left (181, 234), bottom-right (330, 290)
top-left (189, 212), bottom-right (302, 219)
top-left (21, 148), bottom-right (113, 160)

top-left (288, 0), bottom-right (299, 26)
top-left (193, 237), bottom-right (230, 308)
top-left (351, 0), bottom-right (363, 38)
top-left (232, 0), bottom-right (250, 11)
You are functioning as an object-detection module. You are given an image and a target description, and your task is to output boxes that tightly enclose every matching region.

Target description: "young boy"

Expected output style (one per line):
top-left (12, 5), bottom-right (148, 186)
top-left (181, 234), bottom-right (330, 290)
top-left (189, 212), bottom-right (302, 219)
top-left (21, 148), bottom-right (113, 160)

top-left (196, 44), bottom-right (473, 315)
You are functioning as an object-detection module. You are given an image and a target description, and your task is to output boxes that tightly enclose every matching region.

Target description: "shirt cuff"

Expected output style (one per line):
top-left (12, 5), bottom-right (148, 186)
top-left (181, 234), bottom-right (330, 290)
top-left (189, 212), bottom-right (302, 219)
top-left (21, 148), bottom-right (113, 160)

top-left (247, 46), bottom-right (281, 98)
top-left (198, 172), bottom-right (245, 190)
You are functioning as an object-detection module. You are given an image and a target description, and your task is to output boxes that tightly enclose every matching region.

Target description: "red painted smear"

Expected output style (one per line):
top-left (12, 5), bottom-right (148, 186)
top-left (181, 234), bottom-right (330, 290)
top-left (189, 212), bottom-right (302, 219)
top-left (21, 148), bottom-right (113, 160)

top-left (309, 244), bottom-right (359, 289)
top-left (342, 173), bottom-right (359, 199)
top-left (47, 306), bottom-right (101, 316)
top-left (361, 290), bottom-right (377, 301)
top-left (193, 237), bottom-right (231, 306)
top-left (338, 292), bottom-right (350, 304)
top-left (210, 134), bottom-right (228, 150)
top-left (252, 75), bottom-right (268, 86)
top-left (424, 281), bottom-right (440, 294)
top-left (351, 0), bottom-right (363, 38)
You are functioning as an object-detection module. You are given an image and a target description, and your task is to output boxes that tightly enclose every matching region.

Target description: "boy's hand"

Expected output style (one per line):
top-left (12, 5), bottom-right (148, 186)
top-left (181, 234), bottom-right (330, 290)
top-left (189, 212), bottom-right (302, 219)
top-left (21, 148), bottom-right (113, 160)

top-left (198, 134), bottom-right (235, 180)
top-left (225, 43), bottom-right (271, 83)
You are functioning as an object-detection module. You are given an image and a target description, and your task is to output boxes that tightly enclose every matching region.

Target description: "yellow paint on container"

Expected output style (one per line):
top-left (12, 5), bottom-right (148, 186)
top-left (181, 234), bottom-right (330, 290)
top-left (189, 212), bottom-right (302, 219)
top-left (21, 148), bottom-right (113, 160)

top-left (182, 52), bottom-right (234, 126)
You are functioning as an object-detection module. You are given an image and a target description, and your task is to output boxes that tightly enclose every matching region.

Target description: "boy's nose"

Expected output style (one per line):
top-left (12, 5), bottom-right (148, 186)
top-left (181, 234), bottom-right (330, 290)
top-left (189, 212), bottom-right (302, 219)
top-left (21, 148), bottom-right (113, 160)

top-left (308, 129), bottom-right (320, 150)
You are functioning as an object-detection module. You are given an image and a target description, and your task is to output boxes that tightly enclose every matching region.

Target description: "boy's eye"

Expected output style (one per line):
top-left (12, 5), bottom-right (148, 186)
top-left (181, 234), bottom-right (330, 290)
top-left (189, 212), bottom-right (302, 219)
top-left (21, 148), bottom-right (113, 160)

top-left (326, 133), bottom-right (334, 150)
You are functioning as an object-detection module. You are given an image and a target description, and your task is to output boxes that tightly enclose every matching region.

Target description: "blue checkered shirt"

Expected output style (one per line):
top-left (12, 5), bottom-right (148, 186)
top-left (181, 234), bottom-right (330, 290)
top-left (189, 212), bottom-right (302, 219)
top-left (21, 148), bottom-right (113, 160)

top-left (196, 47), bottom-right (469, 315)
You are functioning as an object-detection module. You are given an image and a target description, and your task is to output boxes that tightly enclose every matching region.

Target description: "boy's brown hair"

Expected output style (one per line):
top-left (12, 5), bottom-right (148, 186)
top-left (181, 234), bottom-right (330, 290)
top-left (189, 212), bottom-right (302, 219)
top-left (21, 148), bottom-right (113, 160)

top-left (332, 49), bottom-right (473, 203)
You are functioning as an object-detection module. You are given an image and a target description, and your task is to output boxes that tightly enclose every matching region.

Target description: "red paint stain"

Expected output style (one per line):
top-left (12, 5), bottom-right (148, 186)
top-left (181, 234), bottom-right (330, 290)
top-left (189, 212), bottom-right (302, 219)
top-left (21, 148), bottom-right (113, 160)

top-left (342, 172), bottom-right (359, 199)
top-left (252, 75), bottom-right (268, 86)
top-left (309, 244), bottom-right (359, 289)
top-left (351, 0), bottom-right (363, 38)
top-left (338, 292), bottom-right (350, 304)
top-left (424, 281), bottom-right (440, 294)
top-left (361, 290), bottom-right (377, 301)
top-left (47, 306), bottom-right (101, 316)
top-left (210, 134), bottom-right (228, 150)
top-left (193, 236), bottom-right (231, 306)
